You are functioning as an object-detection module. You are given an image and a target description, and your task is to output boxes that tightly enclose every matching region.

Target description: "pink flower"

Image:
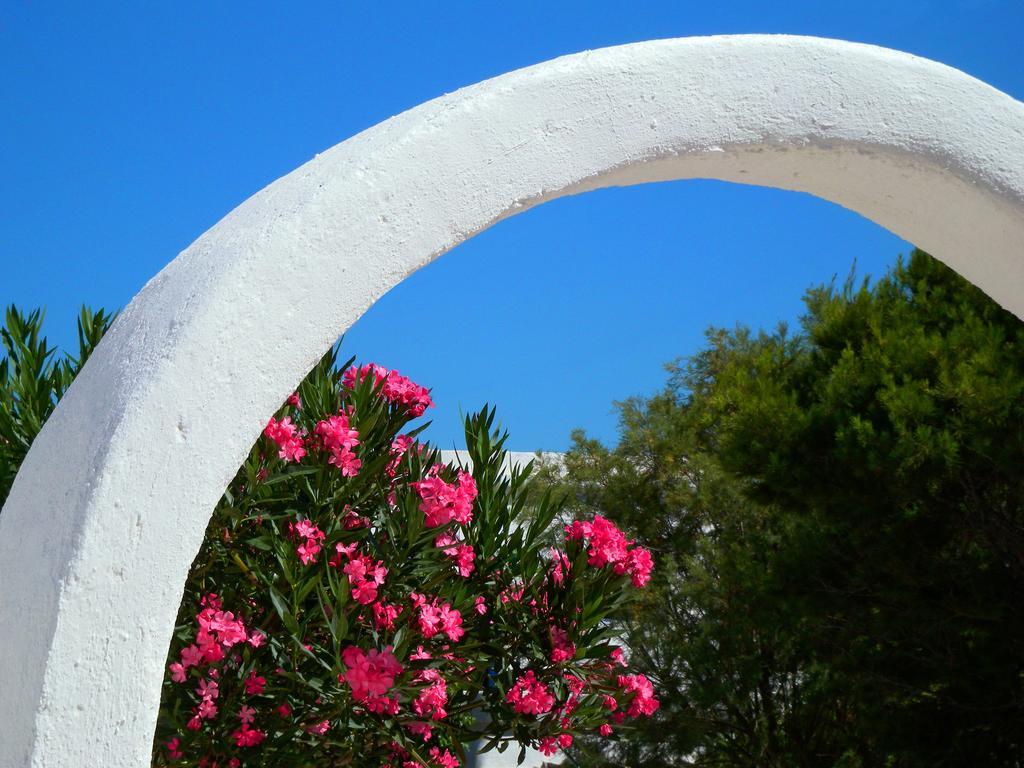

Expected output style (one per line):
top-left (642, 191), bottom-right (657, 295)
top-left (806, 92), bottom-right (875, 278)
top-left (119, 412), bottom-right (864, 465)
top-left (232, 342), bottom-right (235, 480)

top-left (336, 541), bottom-right (358, 559)
top-left (452, 544), bottom-right (475, 577)
top-left (343, 363), bottom-right (433, 416)
top-left (286, 391), bottom-right (302, 409)
top-left (264, 416), bottom-right (306, 462)
top-left (345, 553), bottom-right (387, 604)
top-left (428, 747), bottom-right (460, 768)
top-left (410, 471), bottom-right (477, 527)
top-left (373, 602), bottom-right (401, 630)
top-left (169, 662), bottom-right (187, 683)
top-left (440, 610), bottom-right (465, 642)
top-left (196, 678), bottom-right (219, 700)
top-left (276, 702), bottom-right (292, 718)
top-left (617, 673), bottom-right (660, 717)
top-left (410, 645), bottom-right (432, 660)
top-left (206, 610), bottom-right (247, 647)
top-left (343, 557), bottom-right (368, 582)
top-left (434, 532), bottom-right (457, 550)
top-left (391, 434), bottom-right (414, 454)
top-left (599, 723), bottom-right (613, 736)
top-left (351, 579), bottom-right (379, 604)
top-left (315, 414), bottom-right (359, 453)
top-left (198, 698), bottom-right (218, 720)
top-left (292, 519), bottom-right (326, 565)
top-left (564, 519), bottom-right (592, 541)
top-left (180, 644), bottom-right (203, 669)
top-left (412, 671), bottom-right (448, 721)
top-left (506, 670), bottom-right (555, 715)
top-left (297, 539), bottom-right (322, 565)
top-left (294, 519), bottom-right (321, 540)
top-left (341, 645), bottom-right (403, 700)
top-left (474, 596), bottom-right (488, 615)
top-left (248, 630), bottom-right (266, 648)
top-left (186, 715), bottom-right (202, 731)
top-left (340, 506), bottom-right (370, 529)
top-left (360, 693), bottom-right (400, 715)
top-left (405, 720), bottom-right (433, 741)
top-left (306, 719), bottom-right (330, 736)
top-left (329, 446), bottom-right (362, 476)
top-left (238, 705), bottom-right (256, 725)
top-left (244, 671), bottom-right (266, 696)
top-left (232, 725), bottom-right (267, 748)
top-left (435, 534), bottom-right (475, 577)
top-left (621, 546), bottom-right (654, 587)
top-left (539, 737), bottom-right (560, 756)
top-left (165, 737), bottom-right (183, 760)
top-left (415, 598), bottom-right (466, 642)
top-left (587, 516), bottom-right (630, 567)
top-left (549, 627), bottom-right (576, 664)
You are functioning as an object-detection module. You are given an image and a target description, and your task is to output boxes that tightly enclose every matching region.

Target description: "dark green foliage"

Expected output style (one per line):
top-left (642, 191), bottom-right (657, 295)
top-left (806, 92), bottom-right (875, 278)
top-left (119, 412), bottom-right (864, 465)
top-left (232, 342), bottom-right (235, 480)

top-left (0, 305), bottom-right (115, 505)
top-left (549, 251), bottom-right (1024, 767)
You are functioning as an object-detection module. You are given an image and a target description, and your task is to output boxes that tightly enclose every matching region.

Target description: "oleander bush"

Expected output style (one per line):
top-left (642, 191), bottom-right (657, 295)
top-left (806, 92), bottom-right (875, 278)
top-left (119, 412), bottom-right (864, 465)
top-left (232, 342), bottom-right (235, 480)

top-left (151, 348), bottom-right (657, 768)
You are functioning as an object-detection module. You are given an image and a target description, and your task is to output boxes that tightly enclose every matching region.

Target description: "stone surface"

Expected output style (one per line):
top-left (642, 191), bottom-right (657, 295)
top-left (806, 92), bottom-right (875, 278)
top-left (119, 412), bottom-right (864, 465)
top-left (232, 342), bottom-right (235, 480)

top-left (1, 35), bottom-right (1023, 768)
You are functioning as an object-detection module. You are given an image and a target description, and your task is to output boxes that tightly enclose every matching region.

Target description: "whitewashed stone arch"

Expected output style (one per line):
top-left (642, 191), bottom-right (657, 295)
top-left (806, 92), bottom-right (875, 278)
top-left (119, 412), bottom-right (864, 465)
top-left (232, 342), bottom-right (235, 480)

top-left (1, 34), bottom-right (1023, 768)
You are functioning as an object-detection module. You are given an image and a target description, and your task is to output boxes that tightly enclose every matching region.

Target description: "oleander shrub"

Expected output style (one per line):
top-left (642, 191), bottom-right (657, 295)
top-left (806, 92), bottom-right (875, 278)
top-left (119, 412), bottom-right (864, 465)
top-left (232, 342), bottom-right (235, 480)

top-left (152, 347), bottom-right (658, 768)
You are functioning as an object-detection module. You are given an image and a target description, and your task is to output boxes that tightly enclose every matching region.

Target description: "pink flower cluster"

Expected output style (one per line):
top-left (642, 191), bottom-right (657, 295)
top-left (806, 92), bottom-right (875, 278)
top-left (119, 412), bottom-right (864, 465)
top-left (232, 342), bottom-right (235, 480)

top-left (231, 724), bottom-right (266, 748)
top-left (341, 549), bottom-right (388, 605)
top-left (341, 645), bottom-right (403, 714)
top-left (373, 600), bottom-right (402, 630)
top-left (384, 745), bottom-right (460, 768)
top-left (315, 413), bottom-right (362, 476)
top-left (616, 673), bottom-right (660, 717)
top-left (244, 670), bottom-right (265, 696)
top-left (549, 626), bottom-right (576, 664)
top-left (538, 733), bottom-right (573, 756)
top-left (165, 595), bottom-right (272, 759)
top-left (410, 470), bottom-right (478, 527)
top-left (292, 519), bottom-right (326, 565)
top-left (428, 747), bottom-right (460, 768)
top-left (565, 515), bottom-right (654, 587)
top-left (412, 668), bottom-right (449, 721)
top-left (410, 592), bottom-right (465, 642)
top-left (171, 595), bottom-right (255, 678)
top-left (264, 416), bottom-right (306, 463)
top-left (506, 670), bottom-right (555, 716)
top-left (343, 363), bottom-right (434, 417)
top-left (435, 533), bottom-right (476, 577)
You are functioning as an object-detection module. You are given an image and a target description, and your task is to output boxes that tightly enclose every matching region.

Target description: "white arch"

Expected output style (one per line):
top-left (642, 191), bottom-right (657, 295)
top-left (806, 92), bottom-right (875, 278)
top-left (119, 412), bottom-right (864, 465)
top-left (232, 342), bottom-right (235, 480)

top-left (1, 35), bottom-right (1023, 767)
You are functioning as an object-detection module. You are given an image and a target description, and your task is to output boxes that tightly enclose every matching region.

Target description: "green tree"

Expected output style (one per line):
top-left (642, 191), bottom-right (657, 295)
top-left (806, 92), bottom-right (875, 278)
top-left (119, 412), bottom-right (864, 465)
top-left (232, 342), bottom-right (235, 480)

top-left (0, 305), bottom-right (115, 505)
top-left (549, 250), bottom-right (1024, 767)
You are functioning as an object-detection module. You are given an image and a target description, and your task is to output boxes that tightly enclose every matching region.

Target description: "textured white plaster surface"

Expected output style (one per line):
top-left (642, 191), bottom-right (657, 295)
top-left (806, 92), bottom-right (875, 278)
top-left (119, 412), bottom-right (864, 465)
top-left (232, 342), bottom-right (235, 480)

top-left (1, 35), bottom-right (1023, 768)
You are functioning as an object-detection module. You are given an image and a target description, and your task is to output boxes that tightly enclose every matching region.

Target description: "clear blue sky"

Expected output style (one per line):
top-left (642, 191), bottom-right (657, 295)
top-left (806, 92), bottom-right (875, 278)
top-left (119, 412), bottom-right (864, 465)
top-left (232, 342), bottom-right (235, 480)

top-left (2, 1), bottom-right (1022, 451)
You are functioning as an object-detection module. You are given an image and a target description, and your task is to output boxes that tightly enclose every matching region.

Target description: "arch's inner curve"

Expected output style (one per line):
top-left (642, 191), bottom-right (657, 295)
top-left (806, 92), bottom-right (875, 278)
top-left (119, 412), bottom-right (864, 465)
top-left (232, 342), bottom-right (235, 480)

top-left (1, 34), bottom-right (1023, 768)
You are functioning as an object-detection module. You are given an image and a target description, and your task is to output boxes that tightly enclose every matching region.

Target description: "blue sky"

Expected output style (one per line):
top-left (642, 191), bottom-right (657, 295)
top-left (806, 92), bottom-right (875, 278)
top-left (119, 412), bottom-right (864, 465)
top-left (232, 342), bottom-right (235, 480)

top-left (2, 1), bottom-right (1022, 451)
